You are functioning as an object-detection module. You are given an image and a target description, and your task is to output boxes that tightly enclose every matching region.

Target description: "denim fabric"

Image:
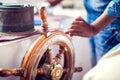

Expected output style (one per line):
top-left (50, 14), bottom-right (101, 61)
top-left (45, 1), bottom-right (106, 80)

top-left (104, 0), bottom-right (120, 17)
top-left (84, 0), bottom-right (120, 66)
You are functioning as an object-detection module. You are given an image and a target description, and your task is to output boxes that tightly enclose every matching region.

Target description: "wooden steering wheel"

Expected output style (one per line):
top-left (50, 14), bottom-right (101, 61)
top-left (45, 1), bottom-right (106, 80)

top-left (21, 30), bottom-right (74, 80)
top-left (0, 7), bottom-right (82, 80)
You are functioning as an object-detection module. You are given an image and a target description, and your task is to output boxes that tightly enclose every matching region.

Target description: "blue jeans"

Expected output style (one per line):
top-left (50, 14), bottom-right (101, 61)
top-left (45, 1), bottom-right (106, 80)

top-left (89, 25), bottom-right (120, 67)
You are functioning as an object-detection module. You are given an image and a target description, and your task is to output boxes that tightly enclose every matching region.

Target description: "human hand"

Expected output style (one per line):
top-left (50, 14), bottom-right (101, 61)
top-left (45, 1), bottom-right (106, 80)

top-left (66, 17), bottom-right (95, 37)
top-left (46, 0), bottom-right (62, 6)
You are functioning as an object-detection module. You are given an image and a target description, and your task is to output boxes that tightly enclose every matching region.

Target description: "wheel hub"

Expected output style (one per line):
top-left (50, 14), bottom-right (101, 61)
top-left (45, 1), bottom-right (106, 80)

top-left (50, 63), bottom-right (63, 80)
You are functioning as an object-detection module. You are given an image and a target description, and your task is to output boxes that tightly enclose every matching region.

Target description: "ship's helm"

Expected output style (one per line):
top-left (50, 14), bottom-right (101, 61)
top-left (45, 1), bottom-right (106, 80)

top-left (0, 7), bottom-right (82, 80)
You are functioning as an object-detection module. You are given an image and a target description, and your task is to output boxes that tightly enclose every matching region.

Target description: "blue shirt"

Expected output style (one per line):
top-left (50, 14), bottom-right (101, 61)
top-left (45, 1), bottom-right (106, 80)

top-left (84, 0), bottom-right (120, 25)
top-left (84, 0), bottom-right (120, 66)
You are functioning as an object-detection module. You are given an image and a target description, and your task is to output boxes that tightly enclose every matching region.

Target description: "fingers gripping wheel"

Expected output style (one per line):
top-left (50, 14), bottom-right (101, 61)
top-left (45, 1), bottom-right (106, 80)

top-left (21, 31), bottom-right (75, 80)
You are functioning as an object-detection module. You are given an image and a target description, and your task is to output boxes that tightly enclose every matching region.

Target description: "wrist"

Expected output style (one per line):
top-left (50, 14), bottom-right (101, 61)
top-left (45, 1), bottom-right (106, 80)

top-left (90, 24), bottom-right (99, 36)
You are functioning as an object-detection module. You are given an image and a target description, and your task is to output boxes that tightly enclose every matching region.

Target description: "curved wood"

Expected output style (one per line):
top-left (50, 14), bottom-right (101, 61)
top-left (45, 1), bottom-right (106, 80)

top-left (20, 30), bottom-right (75, 80)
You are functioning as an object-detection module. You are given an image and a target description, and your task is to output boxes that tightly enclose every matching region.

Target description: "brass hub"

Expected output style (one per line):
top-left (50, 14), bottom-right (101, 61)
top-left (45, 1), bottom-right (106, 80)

top-left (50, 63), bottom-right (63, 80)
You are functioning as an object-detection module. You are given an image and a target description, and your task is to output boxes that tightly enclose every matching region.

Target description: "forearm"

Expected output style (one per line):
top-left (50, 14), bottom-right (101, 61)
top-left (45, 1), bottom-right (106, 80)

top-left (91, 13), bottom-right (115, 35)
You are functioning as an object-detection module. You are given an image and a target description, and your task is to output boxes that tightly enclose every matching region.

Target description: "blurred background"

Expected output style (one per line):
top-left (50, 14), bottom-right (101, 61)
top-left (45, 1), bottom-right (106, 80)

top-left (0, 0), bottom-right (92, 80)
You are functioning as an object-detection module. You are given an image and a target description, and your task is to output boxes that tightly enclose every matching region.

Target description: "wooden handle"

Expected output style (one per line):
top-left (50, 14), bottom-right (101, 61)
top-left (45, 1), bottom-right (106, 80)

top-left (39, 7), bottom-right (48, 31)
top-left (74, 67), bottom-right (82, 72)
top-left (0, 68), bottom-right (25, 77)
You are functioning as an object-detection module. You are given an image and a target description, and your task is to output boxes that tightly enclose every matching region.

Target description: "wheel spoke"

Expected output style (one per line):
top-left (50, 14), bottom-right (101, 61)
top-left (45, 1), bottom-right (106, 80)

top-left (45, 49), bottom-right (53, 64)
top-left (55, 46), bottom-right (65, 64)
